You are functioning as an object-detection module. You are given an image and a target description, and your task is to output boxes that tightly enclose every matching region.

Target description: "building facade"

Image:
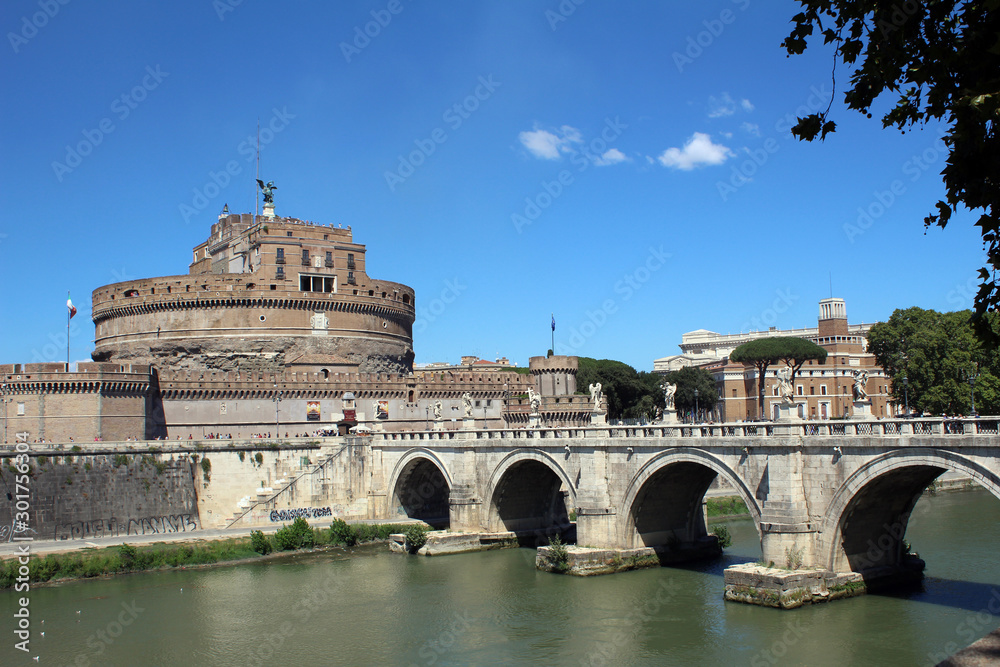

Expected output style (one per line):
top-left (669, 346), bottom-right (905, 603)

top-left (657, 298), bottom-right (894, 422)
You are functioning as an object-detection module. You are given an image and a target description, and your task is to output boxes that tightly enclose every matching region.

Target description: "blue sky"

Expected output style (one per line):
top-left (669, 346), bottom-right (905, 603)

top-left (0, 0), bottom-right (985, 371)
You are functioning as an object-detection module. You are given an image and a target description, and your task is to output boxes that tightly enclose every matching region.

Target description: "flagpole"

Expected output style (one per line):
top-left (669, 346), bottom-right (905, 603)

top-left (67, 290), bottom-right (71, 369)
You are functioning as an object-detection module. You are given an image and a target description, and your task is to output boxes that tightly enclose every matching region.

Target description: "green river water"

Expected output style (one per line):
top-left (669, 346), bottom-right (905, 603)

top-left (2, 489), bottom-right (998, 666)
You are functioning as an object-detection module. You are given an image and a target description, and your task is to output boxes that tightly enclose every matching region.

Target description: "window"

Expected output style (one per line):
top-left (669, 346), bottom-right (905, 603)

top-left (16, 402), bottom-right (25, 416)
top-left (347, 253), bottom-right (356, 270)
top-left (299, 274), bottom-right (336, 293)
top-left (275, 248), bottom-right (284, 264)
top-left (821, 385), bottom-right (827, 396)
top-left (347, 271), bottom-right (356, 285)
top-left (325, 251), bottom-right (333, 267)
top-left (301, 249), bottom-right (310, 265)
top-left (732, 389), bottom-right (737, 397)
top-left (287, 231), bottom-right (292, 237)
top-left (797, 385), bottom-right (803, 396)
top-left (810, 386), bottom-right (815, 395)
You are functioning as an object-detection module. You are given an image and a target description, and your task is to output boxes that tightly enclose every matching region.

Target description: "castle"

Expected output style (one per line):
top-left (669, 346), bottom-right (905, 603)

top-left (1, 209), bottom-right (592, 442)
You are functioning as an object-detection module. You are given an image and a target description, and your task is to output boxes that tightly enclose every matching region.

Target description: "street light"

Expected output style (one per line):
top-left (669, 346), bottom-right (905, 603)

top-left (272, 385), bottom-right (283, 436)
top-left (902, 376), bottom-right (909, 417)
top-left (966, 366), bottom-right (979, 415)
top-left (694, 388), bottom-right (700, 424)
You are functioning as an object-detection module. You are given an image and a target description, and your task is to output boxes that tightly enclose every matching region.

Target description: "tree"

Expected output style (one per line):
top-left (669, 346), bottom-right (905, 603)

top-left (664, 366), bottom-right (718, 421)
top-left (775, 337), bottom-right (829, 386)
top-left (576, 358), bottom-right (660, 420)
top-left (729, 337), bottom-right (827, 418)
top-left (867, 306), bottom-right (1000, 414)
top-left (782, 2), bottom-right (1000, 322)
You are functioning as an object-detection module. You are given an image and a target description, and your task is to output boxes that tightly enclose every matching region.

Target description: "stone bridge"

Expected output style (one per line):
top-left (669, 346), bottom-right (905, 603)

top-left (368, 417), bottom-right (1000, 582)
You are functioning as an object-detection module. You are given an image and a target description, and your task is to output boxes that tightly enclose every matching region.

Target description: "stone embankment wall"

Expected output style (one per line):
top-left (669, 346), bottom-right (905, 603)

top-left (0, 452), bottom-right (198, 542)
top-left (0, 438), bottom-right (367, 541)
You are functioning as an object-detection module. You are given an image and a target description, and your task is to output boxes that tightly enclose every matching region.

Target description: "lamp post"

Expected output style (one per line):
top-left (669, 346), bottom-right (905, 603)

top-left (272, 385), bottom-right (283, 436)
top-left (966, 366), bottom-right (979, 415)
top-left (425, 405), bottom-right (429, 431)
top-left (503, 383), bottom-right (509, 424)
top-left (694, 388), bottom-right (700, 424)
top-left (903, 376), bottom-right (909, 416)
top-left (1, 383), bottom-right (7, 444)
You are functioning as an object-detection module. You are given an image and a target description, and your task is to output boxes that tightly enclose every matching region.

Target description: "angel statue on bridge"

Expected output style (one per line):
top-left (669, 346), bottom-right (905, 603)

top-left (589, 382), bottom-right (603, 411)
top-left (853, 369), bottom-right (870, 402)
top-left (662, 381), bottom-right (677, 410)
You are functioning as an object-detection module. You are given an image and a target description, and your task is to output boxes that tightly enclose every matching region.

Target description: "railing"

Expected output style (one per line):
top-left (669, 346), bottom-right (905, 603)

top-left (372, 416), bottom-right (1000, 442)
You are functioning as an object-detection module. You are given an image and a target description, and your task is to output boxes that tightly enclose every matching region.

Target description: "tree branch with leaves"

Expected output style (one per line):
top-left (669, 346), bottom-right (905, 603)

top-left (782, 1), bottom-right (1000, 327)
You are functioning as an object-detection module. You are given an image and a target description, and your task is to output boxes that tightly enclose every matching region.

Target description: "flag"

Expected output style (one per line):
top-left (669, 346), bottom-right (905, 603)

top-left (551, 314), bottom-right (555, 331)
top-left (67, 297), bottom-right (77, 319)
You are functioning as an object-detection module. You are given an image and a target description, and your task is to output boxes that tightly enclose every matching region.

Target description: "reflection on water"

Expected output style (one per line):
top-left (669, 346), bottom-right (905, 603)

top-left (0, 491), bottom-right (997, 666)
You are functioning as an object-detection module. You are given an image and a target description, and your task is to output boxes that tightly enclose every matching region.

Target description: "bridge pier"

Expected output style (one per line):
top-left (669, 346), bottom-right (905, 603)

top-left (448, 486), bottom-right (482, 533)
top-left (574, 507), bottom-right (617, 548)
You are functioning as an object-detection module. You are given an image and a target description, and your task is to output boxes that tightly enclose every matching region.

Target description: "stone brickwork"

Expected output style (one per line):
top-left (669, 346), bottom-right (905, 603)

top-left (92, 213), bottom-right (415, 375)
top-left (0, 451), bottom-right (197, 542)
top-left (1, 362), bottom-right (151, 443)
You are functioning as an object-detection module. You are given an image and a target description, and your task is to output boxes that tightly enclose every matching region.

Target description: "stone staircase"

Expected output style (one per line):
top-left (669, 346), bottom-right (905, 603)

top-left (220, 443), bottom-right (352, 529)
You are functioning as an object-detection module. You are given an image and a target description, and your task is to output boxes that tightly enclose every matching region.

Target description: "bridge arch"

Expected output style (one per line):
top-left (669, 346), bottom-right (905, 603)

top-left (620, 448), bottom-right (762, 549)
top-left (485, 449), bottom-right (576, 542)
top-left (820, 448), bottom-right (1000, 576)
top-left (387, 449), bottom-right (453, 529)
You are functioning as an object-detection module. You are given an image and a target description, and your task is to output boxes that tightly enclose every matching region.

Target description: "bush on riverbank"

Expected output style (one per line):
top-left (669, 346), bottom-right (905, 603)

top-left (0, 538), bottom-right (262, 589)
top-left (706, 496), bottom-right (749, 518)
top-left (0, 519), bottom-right (416, 590)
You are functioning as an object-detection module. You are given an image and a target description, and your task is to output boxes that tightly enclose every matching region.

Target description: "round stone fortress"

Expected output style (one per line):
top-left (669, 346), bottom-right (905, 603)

top-left (91, 210), bottom-right (415, 375)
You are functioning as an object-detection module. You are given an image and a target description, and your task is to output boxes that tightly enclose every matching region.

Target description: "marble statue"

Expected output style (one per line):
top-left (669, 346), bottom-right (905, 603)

top-left (662, 382), bottom-right (676, 410)
top-left (776, 365), bottom-right (794, 403)
top-left (528, 388), bottom-right (541, 414)
top-left (462, 392), bottom-right (473, 418)
top-left (433, 400), bottom-right (443, 421)
top-left (853, 369), bottom-right (869, 401)
top-left (589, 382), bottom-right (603, 411)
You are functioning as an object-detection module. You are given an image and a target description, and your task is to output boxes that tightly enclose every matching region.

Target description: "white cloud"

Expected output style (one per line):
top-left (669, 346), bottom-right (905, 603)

top-left (707, 93), bottom-right (755, 118)
top-left (707, 93), bottom-right (736, 118)
top-left (518, 124), bottom-right (628, 167)
top-left (519, 129), bottom-right (564, 159)
top-left (594, 148), bottom-right (628, 166)
top-left (741, 122), bottom-right (761, 137)
top-left (518, 125), bottom-right (584, 160)
top-left (657, 132), bottom-right (733, 170)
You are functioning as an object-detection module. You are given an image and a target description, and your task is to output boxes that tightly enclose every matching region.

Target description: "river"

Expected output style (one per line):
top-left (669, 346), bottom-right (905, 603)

top-left (2, 489), bottom-right (998, 666)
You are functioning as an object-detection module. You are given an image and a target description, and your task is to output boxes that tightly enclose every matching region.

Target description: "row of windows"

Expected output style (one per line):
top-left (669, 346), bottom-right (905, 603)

top-left (275, 248), bottom-right (353, 269)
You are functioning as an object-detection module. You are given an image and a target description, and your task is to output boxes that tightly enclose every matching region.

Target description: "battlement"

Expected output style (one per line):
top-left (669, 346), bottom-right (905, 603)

top-left (154, 368), bottom-right (533, 398)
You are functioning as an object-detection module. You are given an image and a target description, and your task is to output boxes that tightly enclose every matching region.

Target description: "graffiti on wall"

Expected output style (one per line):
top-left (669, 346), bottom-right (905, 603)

top-left (54, 514), bottom-right (199, 540)
top-left (269, 506), bottom-right (333, 522)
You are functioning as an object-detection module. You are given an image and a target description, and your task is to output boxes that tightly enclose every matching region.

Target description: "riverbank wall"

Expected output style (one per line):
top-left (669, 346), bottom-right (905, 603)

top-left (0, 438), bottom-right (370, 542)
